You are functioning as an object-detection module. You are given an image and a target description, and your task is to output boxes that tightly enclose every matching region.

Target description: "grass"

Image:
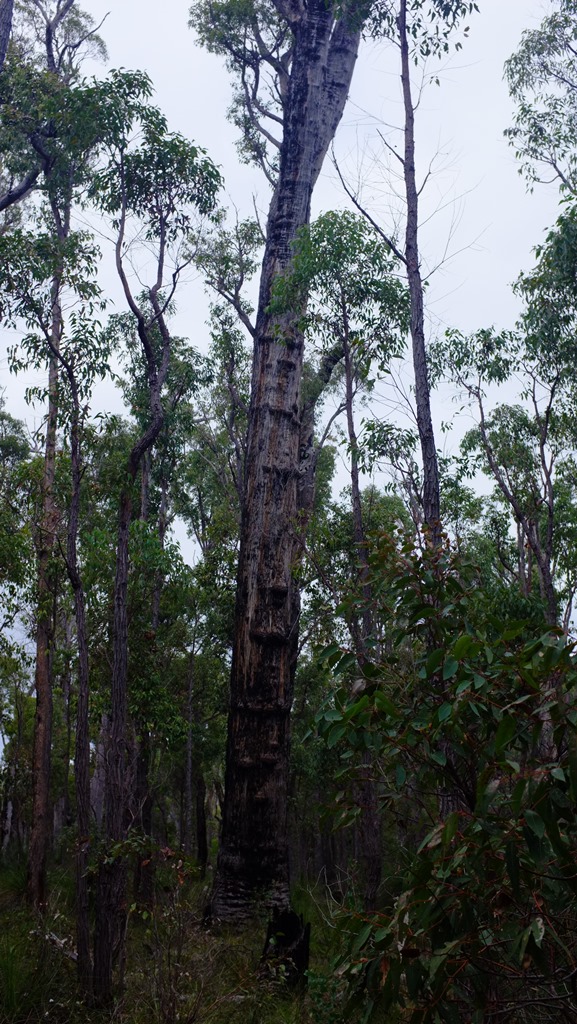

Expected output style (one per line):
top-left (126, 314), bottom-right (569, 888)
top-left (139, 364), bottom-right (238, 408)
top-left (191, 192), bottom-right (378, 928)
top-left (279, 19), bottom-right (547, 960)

top-left (0, 860), bottom-right (356, 1024)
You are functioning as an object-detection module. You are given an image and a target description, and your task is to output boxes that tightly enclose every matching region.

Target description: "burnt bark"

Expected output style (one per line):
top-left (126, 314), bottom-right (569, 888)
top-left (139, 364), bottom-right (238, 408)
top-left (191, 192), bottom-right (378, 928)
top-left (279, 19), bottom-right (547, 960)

top-left (209, 0), bottom-right (363, 922)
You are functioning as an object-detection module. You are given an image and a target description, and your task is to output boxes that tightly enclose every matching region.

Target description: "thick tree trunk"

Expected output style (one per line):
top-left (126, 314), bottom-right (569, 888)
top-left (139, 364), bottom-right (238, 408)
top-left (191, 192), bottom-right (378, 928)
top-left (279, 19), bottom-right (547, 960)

top-left (209, 1), bottom-right (362, 922)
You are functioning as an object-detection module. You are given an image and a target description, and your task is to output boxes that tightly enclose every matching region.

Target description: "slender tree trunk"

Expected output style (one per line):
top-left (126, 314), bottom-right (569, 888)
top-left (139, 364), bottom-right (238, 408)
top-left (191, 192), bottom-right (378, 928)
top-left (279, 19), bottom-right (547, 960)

top-left (195, 772), bottom-right (208, 877)
top-left (133, 727), bottom-right (154, 906)
top-left (209, 2), bottom-right (362, 922)
top-left (93, 487), bottom-right (132, 1006)
top-left (93, 365), bottom-right (169, 1002)
top-left (66, 396), bottom-right (93, 999)
top-left (183, 648), bottom-right (196, 857)
top-left (398, 0), bottom-right (441, 546)
top-left (0, 0), bottom-right (13, 70)
top-left (28, 284), bottom-right (61, 909)
top-left (342, 332), bottom-right (381, 909)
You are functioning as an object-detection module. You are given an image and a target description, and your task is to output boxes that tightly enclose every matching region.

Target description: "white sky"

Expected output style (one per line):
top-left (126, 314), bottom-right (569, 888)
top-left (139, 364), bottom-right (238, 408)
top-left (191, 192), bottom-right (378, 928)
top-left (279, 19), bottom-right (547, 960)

top-left (0, 0), bottom-right (563, 446)
top-left (80, 0), bottom-right (561, 326)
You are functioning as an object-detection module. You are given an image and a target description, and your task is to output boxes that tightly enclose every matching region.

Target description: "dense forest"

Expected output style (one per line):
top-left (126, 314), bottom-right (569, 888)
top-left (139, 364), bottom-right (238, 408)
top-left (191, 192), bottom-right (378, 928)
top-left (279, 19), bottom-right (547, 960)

top-left (1, 0), bottom-right (577, 1021)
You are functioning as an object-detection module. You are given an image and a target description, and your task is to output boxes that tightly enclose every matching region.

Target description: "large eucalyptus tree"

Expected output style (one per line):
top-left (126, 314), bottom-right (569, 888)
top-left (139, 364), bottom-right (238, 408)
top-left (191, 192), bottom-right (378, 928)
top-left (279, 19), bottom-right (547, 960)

top-left (190, 0), bottom-right (367, 921)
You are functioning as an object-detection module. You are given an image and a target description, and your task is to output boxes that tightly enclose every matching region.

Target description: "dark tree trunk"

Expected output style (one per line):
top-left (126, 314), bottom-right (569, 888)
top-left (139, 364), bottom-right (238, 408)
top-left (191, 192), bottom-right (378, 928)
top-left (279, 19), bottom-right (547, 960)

top-left (0, 0), bottom-right (13, 70)
top-left (209, 1), bottom-right (362, 922)
top-left (28, 305), bottom-right (60, 910)
top-left (398, 0), bottom-right (441, 546)
top-left (93, 314), bottom-right (171, 1002)
top-left (93, 487), bottom-right (132, 1006)
top-left (183, 651), bottom-right (195, 857)
top-left (195, 772), bottom-right (208, 877)
top-left (133, 727), bottom-right (154, 907)
top-left (342, 328), bottom-right (381, 908)
top-left (67, 396), bottom-right (93, 999)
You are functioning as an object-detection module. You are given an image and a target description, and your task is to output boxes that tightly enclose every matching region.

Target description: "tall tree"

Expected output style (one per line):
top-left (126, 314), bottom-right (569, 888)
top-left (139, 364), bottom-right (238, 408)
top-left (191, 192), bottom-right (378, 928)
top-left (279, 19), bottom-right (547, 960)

top-left (270, 209), bottom-right (409, 904)
top-left (191, 0), bottom-right (366, 922)
top-left (89, 105), bottom-right (220, 1005)
top-left (339, 0), bottom-right (477, 546)
top-left (0, 0), bottom-right (107, 910)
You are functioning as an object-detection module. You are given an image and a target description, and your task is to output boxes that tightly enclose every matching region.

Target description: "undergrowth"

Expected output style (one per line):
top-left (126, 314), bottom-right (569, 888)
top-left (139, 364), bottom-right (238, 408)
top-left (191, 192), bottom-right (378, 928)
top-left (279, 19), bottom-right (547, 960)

top-left (0, 861), bottom-right (355, 1024)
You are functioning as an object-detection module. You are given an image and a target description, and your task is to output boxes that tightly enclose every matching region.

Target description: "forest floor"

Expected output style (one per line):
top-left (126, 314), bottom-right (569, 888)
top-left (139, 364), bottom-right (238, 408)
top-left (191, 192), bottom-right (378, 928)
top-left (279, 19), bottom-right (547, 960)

top-left (0, 856), bottom-right (358, 1024)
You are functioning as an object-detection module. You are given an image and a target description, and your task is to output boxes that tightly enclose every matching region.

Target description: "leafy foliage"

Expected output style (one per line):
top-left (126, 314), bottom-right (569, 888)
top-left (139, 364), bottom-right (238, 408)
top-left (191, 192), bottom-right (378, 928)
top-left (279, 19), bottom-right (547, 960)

top-left (318, 536), bottom-right (577, 1023)
top-left (505, 0), bottom-right (577, 192)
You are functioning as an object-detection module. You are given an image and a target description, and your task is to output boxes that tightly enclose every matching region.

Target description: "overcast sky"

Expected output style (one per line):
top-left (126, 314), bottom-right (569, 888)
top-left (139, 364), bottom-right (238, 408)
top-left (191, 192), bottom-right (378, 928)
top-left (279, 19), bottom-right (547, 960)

top-left (79, 0), bottom-right (561, 328)
top-left (0, 0), bottom-right (563, 438)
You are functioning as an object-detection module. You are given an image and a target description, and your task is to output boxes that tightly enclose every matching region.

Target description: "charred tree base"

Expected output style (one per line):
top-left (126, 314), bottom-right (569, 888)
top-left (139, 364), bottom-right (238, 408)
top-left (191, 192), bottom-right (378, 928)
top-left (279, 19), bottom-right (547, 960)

top-left (261, 908), bottom-right (311, 991)
top-left (206, 865), bottom-right (291, 925)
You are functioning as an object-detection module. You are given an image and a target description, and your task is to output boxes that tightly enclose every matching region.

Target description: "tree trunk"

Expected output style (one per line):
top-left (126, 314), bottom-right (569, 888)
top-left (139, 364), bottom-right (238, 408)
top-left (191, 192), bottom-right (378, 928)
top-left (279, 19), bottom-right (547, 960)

top-left (195, 772), bottom-right (208, 877)
top-left (398, 0), bottom-right (441, 546)
top-left (0, 0), bottom-right (13, 70)
top-left (342, 328), bottom-right (381, 909)
top-left (28, 321), bottom-right (60, 909)
top-left (93, 487), bottom-right (132, 1006)
top-left (133, 727), bottom-right (154, 907)
top-left (209, 1), bottom-right (362, 922)
top-left (93, 354), bottom-right (170, 1002)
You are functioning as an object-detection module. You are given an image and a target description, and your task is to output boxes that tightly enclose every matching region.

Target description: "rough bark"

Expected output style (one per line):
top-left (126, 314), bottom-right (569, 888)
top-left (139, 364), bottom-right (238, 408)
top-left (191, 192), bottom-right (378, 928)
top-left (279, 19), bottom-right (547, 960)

top-left (209, 0), bottom-right (362, 922)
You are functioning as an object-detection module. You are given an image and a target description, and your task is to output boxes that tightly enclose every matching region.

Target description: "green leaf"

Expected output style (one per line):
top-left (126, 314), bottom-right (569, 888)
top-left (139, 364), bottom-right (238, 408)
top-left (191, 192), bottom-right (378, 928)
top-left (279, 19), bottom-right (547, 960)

top-left (442, 658), bottom-right (459, 680)
top-left (426, 648), bottom-right (444, 676)
top-left (438, 702), bottom-right (452, 722)
top-left (494, 714), bottom-right (516, 754)
top-left (451, 634), bottom-right (472, 659)
top-left (327, 723), bottom-right (347, 749)
top-left (352, 922), bottom-right (373, 954)
top-left (374, 691), bottom-right (397, 716)
top-left (442, 811), bottom-right (459, 846)
top-left (524, 808), bottom-right (545, 838)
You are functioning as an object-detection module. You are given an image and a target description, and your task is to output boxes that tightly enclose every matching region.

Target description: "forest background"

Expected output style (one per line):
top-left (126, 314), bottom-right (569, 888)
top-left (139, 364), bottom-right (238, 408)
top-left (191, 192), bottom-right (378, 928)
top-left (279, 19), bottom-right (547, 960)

top-left (2, 1), bottom-right (577, 1023)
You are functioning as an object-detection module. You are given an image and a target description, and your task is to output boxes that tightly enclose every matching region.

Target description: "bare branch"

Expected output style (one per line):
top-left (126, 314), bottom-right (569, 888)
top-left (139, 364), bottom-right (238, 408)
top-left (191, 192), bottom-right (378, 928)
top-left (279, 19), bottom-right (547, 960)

top-left (332, 152), bottom-right (407, 266)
